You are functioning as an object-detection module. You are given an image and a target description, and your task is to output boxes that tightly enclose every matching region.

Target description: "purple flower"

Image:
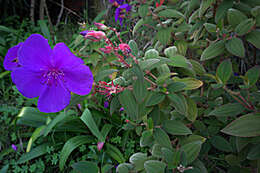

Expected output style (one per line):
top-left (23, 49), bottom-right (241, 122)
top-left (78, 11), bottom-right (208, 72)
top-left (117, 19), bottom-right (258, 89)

top-left (109, 0), bottom-right (124, 5)
top-left (11, 144), bottom-right (17, 151)
top-left (119, 107), bottom-right (124, 111)
top-left (104, 101), bottom-right (109, 108)
top-left (115, 4), bottom-right (132, 26)
top-left (4, 42), bottom-right (23, 71)
top-left (10, 34), bottom-right (93, 113)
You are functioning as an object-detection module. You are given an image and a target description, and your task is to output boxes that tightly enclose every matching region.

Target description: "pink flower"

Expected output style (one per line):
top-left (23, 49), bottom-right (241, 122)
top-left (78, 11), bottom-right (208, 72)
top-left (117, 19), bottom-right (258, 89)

top-left (97, 142), bottom-right (104, 151)
top-left (118, 43), bottom-right (131, 54)
top-left (80, 30), bottom-right (106, 42)
top-left (94, 22), bottom-right (108, 31)
top-left (99, 46), bottom-right (113, 54)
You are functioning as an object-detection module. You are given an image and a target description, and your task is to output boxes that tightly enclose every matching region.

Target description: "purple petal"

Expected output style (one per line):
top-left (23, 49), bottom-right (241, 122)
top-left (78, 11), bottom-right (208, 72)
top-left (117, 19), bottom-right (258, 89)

top-left (104, 101), bottom-right (109, 108)
top-left (52, 43), bottom-right (84, 68)
top-left (119, 18), bottom-right (123, 26)
top-left (80, 30), bottom-right (89, 36)
top-left (18, 34), bottom-right (52, 68)
top-left (115, 8), bottom-right (120, 22)
top-left (3, 42), bottom-right (23, 71)
top-left (97, 142), bottom-right (104, 151)
top-left (11, 144), bottom-right (17, 151)
top-left (63, 64), bottom-right (93, 95)
top-left (11, 67), bottom-right (45, 98)
top-left (38, 80), bottom-right (71, 113)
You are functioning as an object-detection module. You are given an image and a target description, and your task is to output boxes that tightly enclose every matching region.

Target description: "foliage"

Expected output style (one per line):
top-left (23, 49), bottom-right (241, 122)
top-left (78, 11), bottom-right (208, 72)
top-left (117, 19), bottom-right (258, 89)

top-left (1, 0), bottom-right (260, 173)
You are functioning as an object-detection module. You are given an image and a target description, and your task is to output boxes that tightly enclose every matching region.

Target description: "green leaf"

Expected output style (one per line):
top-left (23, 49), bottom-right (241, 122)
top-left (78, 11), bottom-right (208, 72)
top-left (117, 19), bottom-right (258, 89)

top-left (168, 82), bottom-right (186, 93)
top-left (227, 8), bottom-right (248, 28)
top-left (168, 55), bottom-right (192, 69)
top-left (128, 40), bottom-right (138, 56)
top-left (221, 113), bottom-right (260, 137)
top-left (153, 128), bottom-right (172, 149)
top-left (173, 77), bottom-right (203, 90)
top-left (156, 28), bottom-right (172, 45)
top-left (168, 93), bottom-right (188, 115)
top-left (27, 125), bottom-right (46, 152)
top-left (132, 65), bottom-right (146, 103)
top-left (0, 25), bottom-right (16, 33)
top-left (71, 161), bottom-right (98, 173)
top-left (145, 92), bottom-right (165, 106)
top-left (210, 136), bottom-right (233, 152)
top-left (245, 66), bottom-right (260, 86)
top-left (17, 144), bottom-right (48, 164)
top-left (151, 144), bottom-right (162, 158)
top-left (164, 46), bottom-right (178, 57)
top-left (207, 103), bottom-right (245, 117)
top-left (119, 90), bottom-right (139, 121)
top-left (0, 71), bottom-right (10, 79)
top-left (140, 130), bottom-right (154, 147)
top-left (200, 40), bottom-right (225, 61)
top-left (246, 30), bottom-right (260, 49)
top-left (144, 160), bottom-right (166, 173)
top-left (106, 143), bottom-right (125, 163)
top-left (38, 20), bottom-right (51, 42)
top-left (215, 0), bottom-right (233, 23)
top-left (236, 137), bottom-right (250, 152)
top-left (181, 141), bottom-right (202, 164)
top-left (145, 49), bottom-right (159, 59)
top-left (199, 0), bottom-right (215, 17)
top-left (116, 163), bottom-right (133, 173)
top-left (216, 59), bottom-right (232, 84)
top-left (59, 136), bottom-right (94, 170)
top-left (186, 97), bottom-right (198, 122)
top-left (95, 69), bottom-right (118, 82)
top-left (129, 153), bottom-right (147, 171)
top-left (0, 164), bottom-right (9, 173)
top-left (16, 107), bottom-right (48, 127)
top-left (204, 23), bottom-right (217, 33)
top-left (80, 108), bottom-right (105, 142)
top-left (158, 9), bottom-right (185, 18)
top-left (44, 111), bottom-right (68, 136)
top-left (174, 40), bottom-right (188, 56)
top-left (162, 120), bottom-right (192, 135)
top-left (235, 18), bottom-right (255, 36)
top-left (133, 19), bottom-right (144, 36)
top-left (247, 144), bottom-right (260, 160)
top-left (138, 4), bottom-right (149, 17)
top-left (225, 37), bottom-right (245, 57)
top-left (101, 124), bottom-right (113, 139)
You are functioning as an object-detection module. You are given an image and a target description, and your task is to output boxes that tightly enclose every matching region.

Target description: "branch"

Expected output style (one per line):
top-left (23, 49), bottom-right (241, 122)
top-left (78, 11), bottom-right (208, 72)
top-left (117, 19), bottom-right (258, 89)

top-left (56, 0), bottom-right (64, 27)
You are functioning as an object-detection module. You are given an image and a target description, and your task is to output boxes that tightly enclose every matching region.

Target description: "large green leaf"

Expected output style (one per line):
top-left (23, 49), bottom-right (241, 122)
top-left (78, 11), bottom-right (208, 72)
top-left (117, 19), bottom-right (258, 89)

top-left (163, 120), bottom-right (192, 135)
top-left (173, 77), bottom-right (203, 90)
top-left (168, 93), bottom-right (188, 115)
top-left (168, 55), bottom-right (192, 69)
top-left (186, 97), bottom-right (198, 122)
top-left (156, 28), bottom-right (172, 45)
top-left (80, 108), bottom-right (105, 142)
top-left (128, 40), bottom-right (138, 56)
top-left (215, 0), bottom-right (233, 23)
top-left (227, 8), bottom-right (248, 28)
top-left (200, 40), bottom-right (225, 61)
top-left (199, 0), bottom-right (215, 17)
top-left (158, 9), bottom-right (185, 18)
top-left (247, 144), bottom-right (260, 160)
top-left (221, 113), bottom-right (260, 137)
top-left (246, 30), bottom-right (260, 49)
top-left (129, 153), bottom-right (147, 171)
top-left (181, 141), bottom-right (203, 164)
top-left (106, 143), bottom-right (125, 163)
top-left (95, 69), bottom-right (118, 82)
top-left (153, 128), bottom-right (172, 149)
top-left (235, 18), bottom-right (255, 36)
top-left (16, 107), bottom-right (48, 127)
top-left (245, 66), bottom-right (260, 86)
top-left (132, 65), bottom-right (146, 103)
top-left (216, 59), bottom-right (232, 84)
top-left (38, 20), bottom-right (51, 42)
top-left (225, 37), bottom-right (245, 57)
top-left (145, 92), bottom-right (165, 106)
top-left (17, 144), bottom-right (48, 164)
top-left (0, 164), bottom-right (9, 173)
top-left (59, 136), bottom-right (94, 170)
top-left (207, 103), bottom-right (245, 117)
top-left (210, 136), bottom-right (233, 152)
top-left (144, 160), bottom-right (166, 173)
top-left (133, 19), bottom-right (144, 36)
top-left (71, 161), bottom-right (99, 173)
top-left (119, 90), bottom-right (139, 121)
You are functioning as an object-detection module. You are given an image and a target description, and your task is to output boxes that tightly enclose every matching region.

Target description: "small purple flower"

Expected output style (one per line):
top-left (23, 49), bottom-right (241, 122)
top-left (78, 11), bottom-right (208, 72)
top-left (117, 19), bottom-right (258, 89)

top-left (3, 42), bottom-right (23, 71)
top-left (119, 107), bottom-right (124, 111)
top-left (11, 144), bottom-right (17, 151)
top-left (104, 101), bottom-right (109, 108)
top-left (9, 34), bottom-right (93, 113)
top-left (115, 4), bottom-right (132, 26)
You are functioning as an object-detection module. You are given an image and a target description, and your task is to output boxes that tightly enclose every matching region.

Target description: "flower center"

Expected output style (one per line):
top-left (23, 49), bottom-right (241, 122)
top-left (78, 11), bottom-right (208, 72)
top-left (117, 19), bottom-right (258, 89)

top-left (42, 68), bottom-right (64, 86)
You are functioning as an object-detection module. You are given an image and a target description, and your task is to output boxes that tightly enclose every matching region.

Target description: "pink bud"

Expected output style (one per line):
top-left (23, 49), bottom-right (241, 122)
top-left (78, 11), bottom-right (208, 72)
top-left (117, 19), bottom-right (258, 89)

top-left (125, 119), bottom-right (130, 123)
top-left (119, 43), bottom-right (131, 53)
top-left (94, 22), bottom-right (108, 31)
top-left (85, 31), bottom-right (106, 42)
top-left (99, 46), bottom-right (113, 54)
top-left (97, 142), bottom-right (104, 151)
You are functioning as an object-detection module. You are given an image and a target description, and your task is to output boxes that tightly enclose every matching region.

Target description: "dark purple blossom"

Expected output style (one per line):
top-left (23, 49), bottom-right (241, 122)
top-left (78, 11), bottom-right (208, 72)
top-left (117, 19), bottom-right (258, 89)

top-left (115, 4), bottom-right (132, 26)
top-left (11, 144), bottom-right (17, 151)
top-left (4, 42), bottom-right (23, 71)
top-left (10, 34), bottom-right (93, 113)
top-left (104, 101), bottom-right (109, 108)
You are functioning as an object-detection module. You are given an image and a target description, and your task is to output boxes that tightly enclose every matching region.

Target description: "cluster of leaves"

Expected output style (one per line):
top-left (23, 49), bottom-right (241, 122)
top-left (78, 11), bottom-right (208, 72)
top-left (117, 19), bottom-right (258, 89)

top-left (1, 0), bottom-right (260, 173)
